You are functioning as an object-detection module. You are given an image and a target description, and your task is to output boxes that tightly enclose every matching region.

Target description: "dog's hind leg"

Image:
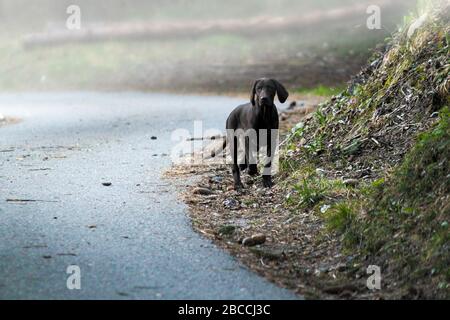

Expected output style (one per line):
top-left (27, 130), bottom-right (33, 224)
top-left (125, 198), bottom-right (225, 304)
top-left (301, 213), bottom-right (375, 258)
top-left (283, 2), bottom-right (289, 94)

top-left (232, 164), bottom-right (243, 190)
top-left (239, 136), bottom-right (250, 171)
top-left (230, 135), bottom-right (243, 190)
top-left (262, 128), bottom-right (277, 188)
top-left (248, 133), bottom-right (259, 176)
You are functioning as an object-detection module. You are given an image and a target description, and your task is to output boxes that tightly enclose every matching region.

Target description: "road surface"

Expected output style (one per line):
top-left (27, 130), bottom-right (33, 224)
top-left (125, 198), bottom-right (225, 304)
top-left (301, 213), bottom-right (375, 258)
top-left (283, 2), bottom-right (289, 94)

top-left (0, 92), bottom-right (297, 300)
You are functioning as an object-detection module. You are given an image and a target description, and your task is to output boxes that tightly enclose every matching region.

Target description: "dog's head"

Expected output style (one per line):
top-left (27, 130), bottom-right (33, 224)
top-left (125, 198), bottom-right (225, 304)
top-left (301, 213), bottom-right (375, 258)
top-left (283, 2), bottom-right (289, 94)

top-left (250, 78), bottom-right (289, 107)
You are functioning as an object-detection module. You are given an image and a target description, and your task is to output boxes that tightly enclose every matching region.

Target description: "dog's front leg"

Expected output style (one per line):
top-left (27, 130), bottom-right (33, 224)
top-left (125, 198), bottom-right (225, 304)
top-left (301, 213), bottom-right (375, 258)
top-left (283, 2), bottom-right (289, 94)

top-left (232, 163), bottom-right (243, 190)
top-left (248, 134), bottom-right (258, 176)
top-left (262, 164), bottom-right (273, 188)
top-left (262, 128), bottom-right (275, 188)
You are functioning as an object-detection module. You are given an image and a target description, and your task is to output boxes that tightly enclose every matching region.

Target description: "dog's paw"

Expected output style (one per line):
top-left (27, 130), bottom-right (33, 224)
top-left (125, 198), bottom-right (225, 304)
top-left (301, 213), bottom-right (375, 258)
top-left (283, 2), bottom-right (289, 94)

top-left (248, 166), bottom-right (258, 176)
top-left (234, 182), bottom-right (244, 191)
top-left (262, 176), bottom-right (273, 188)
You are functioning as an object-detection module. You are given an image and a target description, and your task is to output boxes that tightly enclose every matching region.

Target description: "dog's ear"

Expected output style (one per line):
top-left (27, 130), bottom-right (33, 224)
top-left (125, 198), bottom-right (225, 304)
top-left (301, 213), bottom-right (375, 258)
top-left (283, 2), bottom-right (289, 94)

top-left (274, 80), bottom-right (289, 103)
top-left (250, 79), bottom-right (259, 106)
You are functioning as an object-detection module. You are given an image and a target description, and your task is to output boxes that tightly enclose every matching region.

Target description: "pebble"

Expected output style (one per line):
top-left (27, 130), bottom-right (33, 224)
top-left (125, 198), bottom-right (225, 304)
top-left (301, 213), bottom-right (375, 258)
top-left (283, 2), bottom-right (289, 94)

top-left (223, 198), bottom-right (239, 209)
top-left (209, 176), bottom-right (223, 183)
top-left (242, 233), bottom-right (266, 246)
top-left (193, 187), bottom-right (213, 195)
top-left (342, 179), bottom-right (358, 187)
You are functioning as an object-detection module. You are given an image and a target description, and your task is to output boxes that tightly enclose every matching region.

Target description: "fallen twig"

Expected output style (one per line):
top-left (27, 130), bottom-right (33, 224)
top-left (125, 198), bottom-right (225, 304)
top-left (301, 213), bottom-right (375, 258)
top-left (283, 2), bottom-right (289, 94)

top-left (6, 198), bottom-right (59, 203)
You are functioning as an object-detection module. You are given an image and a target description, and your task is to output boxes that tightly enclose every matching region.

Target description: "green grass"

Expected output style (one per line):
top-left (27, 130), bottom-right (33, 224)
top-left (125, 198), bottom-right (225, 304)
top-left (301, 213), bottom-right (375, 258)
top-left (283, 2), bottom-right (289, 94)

top-left (324, 203), bottom-right (357, 235)
top-left (290, 178), bottom-right (326, 208)
top-left (295, 85), bottom-right (345, 97)
top-left (284, 165), bottom-right (350, 211)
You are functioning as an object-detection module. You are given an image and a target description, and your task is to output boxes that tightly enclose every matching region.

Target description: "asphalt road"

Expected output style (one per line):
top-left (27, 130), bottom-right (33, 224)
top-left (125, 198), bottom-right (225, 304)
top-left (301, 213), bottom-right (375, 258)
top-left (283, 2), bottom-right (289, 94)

top-left (0, 92), bottom-right (297, 300)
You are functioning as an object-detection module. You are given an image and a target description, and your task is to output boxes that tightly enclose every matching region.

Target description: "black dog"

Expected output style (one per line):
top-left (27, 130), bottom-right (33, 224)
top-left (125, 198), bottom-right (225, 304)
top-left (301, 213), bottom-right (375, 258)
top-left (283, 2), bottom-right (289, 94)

top-left (225, 78), bottom-right (289, 190)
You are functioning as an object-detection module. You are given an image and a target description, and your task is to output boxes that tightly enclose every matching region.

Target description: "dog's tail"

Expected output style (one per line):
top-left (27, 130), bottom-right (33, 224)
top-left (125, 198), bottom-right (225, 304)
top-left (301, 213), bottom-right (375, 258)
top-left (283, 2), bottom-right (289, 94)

top-left (205, 137), bottom-right (227, 159)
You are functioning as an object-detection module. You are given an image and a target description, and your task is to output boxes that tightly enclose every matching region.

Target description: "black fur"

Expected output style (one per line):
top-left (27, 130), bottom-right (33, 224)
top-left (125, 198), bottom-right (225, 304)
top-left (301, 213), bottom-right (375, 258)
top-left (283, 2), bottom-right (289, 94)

top-left (225, 78), bottom-right (288, 190)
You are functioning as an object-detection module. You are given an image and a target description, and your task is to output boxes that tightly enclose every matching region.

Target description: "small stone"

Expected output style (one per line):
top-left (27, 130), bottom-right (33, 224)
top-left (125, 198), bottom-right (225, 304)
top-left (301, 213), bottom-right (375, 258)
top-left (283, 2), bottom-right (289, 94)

top-left (151, 136), bottom-right (157, 140)
top-left (343, 179), bottom-right (358, 187)
top-left (209, 176), bottom-right (223, 184)
top-left (102, 182), bottom-right (112, 186)
top-left (193, 187), bottom-right (213, 195)
top-left (223, 198), bottom-right (239, 209)
top-left (242, 233), bottom-right (266, 246)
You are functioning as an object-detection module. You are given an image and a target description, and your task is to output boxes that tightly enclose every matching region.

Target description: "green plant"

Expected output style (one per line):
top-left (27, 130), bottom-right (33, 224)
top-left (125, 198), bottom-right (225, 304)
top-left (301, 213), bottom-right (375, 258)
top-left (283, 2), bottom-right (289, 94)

top-left (324, 203), bottom-right (357, 234)
top-left (290, 177), bottom-right (326, 208)
top-left (295, 85), bottom-right (345, 97)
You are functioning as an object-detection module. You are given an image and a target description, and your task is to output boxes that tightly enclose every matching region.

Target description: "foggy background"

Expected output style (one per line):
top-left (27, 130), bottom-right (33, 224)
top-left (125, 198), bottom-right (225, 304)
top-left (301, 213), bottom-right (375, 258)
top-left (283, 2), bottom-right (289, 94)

top-left (0, 0), bottom-right (416, 93)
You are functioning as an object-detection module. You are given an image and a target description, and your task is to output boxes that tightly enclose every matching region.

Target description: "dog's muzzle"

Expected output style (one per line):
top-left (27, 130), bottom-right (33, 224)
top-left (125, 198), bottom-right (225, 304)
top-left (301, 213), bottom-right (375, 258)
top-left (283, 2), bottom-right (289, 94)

top-left (260, 96), bottom-right (270, 105)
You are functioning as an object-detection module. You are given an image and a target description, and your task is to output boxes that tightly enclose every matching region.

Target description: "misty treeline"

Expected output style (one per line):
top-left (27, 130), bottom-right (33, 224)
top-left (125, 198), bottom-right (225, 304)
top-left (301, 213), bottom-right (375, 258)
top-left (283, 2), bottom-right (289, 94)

top-left (0, 0), bottom-right (413, 31)
top-left (0, 0), bottom-right (417, 92)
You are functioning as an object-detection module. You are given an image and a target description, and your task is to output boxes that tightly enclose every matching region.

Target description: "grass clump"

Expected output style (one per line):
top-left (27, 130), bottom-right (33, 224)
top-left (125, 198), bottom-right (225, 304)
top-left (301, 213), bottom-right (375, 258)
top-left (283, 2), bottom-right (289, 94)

top-left (289, 177), bottom-right (327, 209)
top-left (324, 203), bottom-right (357, 235)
